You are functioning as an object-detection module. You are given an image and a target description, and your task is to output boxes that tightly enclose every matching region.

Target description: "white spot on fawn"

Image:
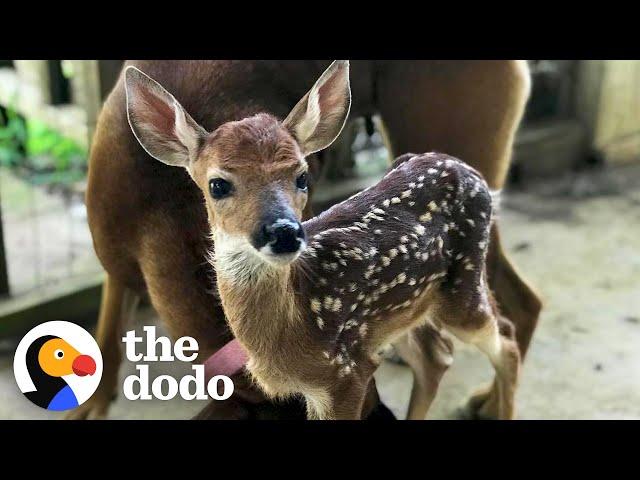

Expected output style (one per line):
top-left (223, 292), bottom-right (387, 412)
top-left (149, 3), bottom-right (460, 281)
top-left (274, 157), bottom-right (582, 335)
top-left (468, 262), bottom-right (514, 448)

top-left (323, 296), bottom-right (342, 312)
top-left (420, 212), bottom-right (432, 222)
top-left (311, 298), bottom-right (322, 313)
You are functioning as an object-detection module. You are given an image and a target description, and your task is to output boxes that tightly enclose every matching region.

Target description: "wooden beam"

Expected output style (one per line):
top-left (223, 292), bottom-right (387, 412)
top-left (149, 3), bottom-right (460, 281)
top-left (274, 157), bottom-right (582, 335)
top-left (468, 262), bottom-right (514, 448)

top-left (575, 60), bottom-right (640, 165)
top-left (67, 60), bottom-right (102, 147)
top-left (0, 272), bottom-right (104, 339)
top-left (0, 67), bottom-right (88, 149)
top-left (0, 197), bottom-right (9, 297)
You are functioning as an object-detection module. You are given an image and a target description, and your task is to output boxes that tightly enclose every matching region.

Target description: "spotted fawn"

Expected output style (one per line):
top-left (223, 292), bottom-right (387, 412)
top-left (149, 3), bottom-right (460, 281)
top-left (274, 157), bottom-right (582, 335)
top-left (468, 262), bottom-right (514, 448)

top-left (125, 60), bottom-right (521, 419)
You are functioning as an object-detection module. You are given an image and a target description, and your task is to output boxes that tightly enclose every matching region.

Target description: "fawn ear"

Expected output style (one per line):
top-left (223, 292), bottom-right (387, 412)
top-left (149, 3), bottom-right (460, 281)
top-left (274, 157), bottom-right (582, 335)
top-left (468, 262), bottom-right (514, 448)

top-left (283, 60), bottom-right (351, 156)
top-left (125, 66), bottom-right (207, 168)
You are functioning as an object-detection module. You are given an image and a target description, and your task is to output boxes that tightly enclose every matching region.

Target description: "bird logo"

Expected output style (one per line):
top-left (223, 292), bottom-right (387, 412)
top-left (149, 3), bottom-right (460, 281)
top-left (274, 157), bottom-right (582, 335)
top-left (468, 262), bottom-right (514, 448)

top-left (14, 321), bottom-right (103, 412)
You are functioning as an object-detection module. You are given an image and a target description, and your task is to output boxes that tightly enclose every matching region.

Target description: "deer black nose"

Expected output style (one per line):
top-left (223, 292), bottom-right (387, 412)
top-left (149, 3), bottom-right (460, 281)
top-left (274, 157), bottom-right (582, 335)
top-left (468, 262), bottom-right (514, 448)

top-left (261, 219), bottom-right (305, 255)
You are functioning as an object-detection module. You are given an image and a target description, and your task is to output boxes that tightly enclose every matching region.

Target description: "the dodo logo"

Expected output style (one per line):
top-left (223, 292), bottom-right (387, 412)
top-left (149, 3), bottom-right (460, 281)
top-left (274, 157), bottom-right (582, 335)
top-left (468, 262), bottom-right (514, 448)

top-left (13, 321), bottom-right (103, 411)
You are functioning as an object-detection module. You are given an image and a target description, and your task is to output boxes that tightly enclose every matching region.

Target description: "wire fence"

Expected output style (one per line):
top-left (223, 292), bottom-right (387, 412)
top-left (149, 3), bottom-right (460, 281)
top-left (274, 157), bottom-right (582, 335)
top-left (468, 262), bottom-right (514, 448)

top-left (0, 165), bottom-right (101, 296)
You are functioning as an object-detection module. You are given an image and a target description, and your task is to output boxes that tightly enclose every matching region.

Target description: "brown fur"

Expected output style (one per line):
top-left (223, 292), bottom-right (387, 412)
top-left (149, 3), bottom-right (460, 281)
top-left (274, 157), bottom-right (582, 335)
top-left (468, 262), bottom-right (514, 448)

top-left (68, 60), bottom-right (540, 420)
top-left (189, 125), bottom-right (520, 419)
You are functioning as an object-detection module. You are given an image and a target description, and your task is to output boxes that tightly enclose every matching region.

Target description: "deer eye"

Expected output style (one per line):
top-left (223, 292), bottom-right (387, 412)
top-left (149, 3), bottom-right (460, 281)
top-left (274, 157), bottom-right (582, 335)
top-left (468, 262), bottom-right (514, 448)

top-left (296, 172), bottom-right (308, 191)
top-left (209, 178), bottom-right (233, 199)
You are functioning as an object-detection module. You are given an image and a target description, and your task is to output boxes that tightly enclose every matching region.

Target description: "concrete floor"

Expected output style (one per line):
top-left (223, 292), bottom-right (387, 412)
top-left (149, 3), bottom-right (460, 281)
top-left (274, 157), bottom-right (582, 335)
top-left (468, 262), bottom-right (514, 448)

top-left (1, 163), bottom-right (639, 420)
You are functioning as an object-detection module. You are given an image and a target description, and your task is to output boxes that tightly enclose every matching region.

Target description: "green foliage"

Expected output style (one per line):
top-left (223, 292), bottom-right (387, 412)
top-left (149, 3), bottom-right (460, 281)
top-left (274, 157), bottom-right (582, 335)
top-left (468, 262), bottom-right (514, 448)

top-left (0, 105), bottom-right (87, 185)
top-left (0, 106), bottom-right (27, 167)
top-left (25, 119), bottom-right (86, 171)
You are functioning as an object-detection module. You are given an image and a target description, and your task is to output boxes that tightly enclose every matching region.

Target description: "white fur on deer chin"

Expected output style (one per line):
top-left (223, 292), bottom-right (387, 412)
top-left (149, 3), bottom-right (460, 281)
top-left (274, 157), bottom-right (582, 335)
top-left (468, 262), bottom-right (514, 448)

top-left (258, 241), bottom-right (307, 266)
top-left (211, 229), bottom-right (307, 286)
top-left (210, 230), bottom-right (278, 286)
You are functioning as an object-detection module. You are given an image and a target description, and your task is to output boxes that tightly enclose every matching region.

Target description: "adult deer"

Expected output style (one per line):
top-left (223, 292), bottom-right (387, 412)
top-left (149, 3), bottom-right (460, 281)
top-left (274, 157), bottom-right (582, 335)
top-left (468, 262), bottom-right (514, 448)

top-left (70, 60), bottom-right (540, 420)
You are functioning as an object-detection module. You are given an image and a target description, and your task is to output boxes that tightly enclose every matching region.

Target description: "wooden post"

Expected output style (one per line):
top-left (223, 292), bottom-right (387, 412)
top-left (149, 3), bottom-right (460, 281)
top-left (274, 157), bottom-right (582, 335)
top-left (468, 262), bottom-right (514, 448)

top-left (0, 104), bottom-right (13, 297)
top-left (575, 60), bottom-right (640, 165)
top-left (12, 60), bottom-right (52, 105)
top-left (0, 196), bottom-right (9, 297)
top-left (67, 60), bottom-right (102, 148)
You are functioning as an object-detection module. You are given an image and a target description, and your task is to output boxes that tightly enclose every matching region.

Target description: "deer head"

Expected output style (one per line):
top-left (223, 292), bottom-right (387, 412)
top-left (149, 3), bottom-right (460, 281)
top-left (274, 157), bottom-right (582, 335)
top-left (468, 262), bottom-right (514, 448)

top-left (125, 60), bottom-right (351, 269)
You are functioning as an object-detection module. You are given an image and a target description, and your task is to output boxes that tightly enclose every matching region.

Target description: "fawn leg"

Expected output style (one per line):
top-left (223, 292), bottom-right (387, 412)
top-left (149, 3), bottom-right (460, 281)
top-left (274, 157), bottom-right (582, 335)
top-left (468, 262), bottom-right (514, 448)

top-left (306, 384), bottom-right (368, 420)
top-left (394, 324), bottom-right (454, 420)
top-left (307, 362), bottom-right (377, 420)
top-left (447, 314), bottom-right (521, 420)
top-left (464, 226), bottom-right (542, 419)
top-left (331, 384), bottom-right (370, 420)
top-left (65, 275), bottom-right (139, 419)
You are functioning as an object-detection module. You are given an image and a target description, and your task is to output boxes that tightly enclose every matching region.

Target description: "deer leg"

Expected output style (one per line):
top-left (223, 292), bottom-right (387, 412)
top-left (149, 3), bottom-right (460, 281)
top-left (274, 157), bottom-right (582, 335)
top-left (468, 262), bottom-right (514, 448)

top-left (447, 313), bottom-right (521, 420)
top-left (394, 324), bottom-right (454, 420)
top-left (65, 275), bottom-right (139, 419)
top-left (462, 227), bottom-right (542, 419)
top-left (330, 384), bottom-right (370, 421)
top-left (487, 225), bottom-right (542, 359)
top-left (307, 362), bottom-right (377, 420)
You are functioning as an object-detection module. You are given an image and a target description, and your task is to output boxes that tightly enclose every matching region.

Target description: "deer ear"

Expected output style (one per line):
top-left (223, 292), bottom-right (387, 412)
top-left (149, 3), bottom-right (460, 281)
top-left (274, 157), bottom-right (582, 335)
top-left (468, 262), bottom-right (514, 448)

top-left (124, 66), bottom-right (207, 168)
top-left (283, 60), bottom-right (351, 156)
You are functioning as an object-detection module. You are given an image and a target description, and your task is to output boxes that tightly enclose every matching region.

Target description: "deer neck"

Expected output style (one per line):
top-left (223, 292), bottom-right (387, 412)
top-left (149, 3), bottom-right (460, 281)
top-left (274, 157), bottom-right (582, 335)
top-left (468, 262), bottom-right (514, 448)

top-left (211, 230), bottom-right (303, 360)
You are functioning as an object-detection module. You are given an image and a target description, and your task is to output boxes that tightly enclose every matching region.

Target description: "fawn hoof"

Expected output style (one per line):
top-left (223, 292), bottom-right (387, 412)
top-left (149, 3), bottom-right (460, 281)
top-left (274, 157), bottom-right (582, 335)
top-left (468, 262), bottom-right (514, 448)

top-left (456, 384), bottom-right (500, 420)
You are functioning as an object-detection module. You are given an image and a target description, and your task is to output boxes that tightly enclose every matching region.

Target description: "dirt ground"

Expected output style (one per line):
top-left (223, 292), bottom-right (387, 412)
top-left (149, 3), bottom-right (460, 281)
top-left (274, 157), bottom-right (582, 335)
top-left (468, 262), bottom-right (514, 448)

top-left (1, 163), bottom-right (639, 420)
